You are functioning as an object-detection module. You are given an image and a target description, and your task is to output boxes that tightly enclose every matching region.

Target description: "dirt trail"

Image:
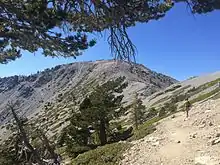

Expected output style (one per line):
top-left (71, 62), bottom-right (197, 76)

top-left (121, 99), bottom-right (220, 165)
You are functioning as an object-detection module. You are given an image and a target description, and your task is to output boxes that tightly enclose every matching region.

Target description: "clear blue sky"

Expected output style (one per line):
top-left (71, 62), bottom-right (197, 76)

top-left (0, 3), bottom-right (220, 81)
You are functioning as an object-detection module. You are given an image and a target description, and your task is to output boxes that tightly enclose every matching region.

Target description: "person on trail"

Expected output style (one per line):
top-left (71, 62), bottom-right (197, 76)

top-left (185, 98), bottom-right (191, 118)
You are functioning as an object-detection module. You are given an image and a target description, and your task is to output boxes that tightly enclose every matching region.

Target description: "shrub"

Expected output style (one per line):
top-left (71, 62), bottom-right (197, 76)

top-left (191, 88), bottom-right (220, 104)
top-left (128, 117), bottom-right (161, 141)
top-left (159, 107), bottom-right (166, 117)
top-left (72, 142), bottom-right (131, 165)
top-left (147, 107), bottom-right (157, 118)
top-left (66, 144), bottom-right (93, 158)
top-left (164, 84), bottom-right (182, 93)
top-left (168, 103), bottom-right (177, 113)
top-left (187, 87), bottom-right (197, 93)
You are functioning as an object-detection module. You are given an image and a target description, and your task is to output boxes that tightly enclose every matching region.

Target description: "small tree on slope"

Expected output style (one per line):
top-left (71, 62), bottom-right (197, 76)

top-left (131, 93), bottom-right (146, 130)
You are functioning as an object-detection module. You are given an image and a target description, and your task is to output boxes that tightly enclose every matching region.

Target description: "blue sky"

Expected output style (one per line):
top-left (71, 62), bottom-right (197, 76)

top-left (0, 3), bottom-right (220, 80)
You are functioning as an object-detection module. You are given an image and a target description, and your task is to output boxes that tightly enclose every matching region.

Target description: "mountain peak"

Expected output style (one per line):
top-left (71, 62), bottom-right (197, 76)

top-left (0, 60), bottom-right (176, 127)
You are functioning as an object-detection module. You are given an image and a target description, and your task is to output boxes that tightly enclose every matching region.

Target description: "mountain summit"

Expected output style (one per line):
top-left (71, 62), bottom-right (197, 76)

top-left (0, 60), bottom-right (176, 129)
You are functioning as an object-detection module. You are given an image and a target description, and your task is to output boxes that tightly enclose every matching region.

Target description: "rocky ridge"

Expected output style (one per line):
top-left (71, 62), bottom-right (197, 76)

top-left (0, 60), bottom-right (177, 141)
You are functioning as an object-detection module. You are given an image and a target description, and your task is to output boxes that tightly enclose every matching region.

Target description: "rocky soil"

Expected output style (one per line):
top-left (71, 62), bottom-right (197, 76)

top-left (121, 99), bottom-right (220, 165)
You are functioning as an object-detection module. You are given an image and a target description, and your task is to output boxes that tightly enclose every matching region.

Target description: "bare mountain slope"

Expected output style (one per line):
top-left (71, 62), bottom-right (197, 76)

top-left (143, 71), bottom-right (220, 111)
top-left (0, 60), bottom-right (177, 139)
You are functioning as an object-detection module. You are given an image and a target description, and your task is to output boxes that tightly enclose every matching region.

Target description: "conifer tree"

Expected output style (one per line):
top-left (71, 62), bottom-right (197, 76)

top-left (1, 0), bottom-right (217, 63)
top-left (78, 76), bottom-right (128, 145)
top-left (131, 93), bottom-right (146, 130)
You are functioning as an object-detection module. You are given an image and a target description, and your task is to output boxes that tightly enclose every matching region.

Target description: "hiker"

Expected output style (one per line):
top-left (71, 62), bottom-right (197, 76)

top-left (185, 98), bottom-right (191, 118)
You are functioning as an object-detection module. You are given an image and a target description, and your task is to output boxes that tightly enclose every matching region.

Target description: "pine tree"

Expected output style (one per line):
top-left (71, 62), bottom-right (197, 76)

top-left (0, 1), bottom-right (174, 63)
top-left (3, 101), bottom-right (61, 164)
top-left (147, 107), bottom-right (158, 119)
top-left (78, 76), bottom-right (128, 146)
top-left (131, 93), bottom-right (146, 130)
top-left (2, 1), bottom-right (218, 63)
top-left (159, 107), bottom-right (166, 117)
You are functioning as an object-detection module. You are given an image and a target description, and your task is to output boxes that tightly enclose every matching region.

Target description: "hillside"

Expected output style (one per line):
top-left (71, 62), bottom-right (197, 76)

top-left (69, 72), bottom-right (220, 165)
top-left (143, 71), bottom-right (220, 111)
top-left (1, 60), bottom-right (220, 165)
top-left (121, 99), bottom-right (220, 165)
top-left (119, 72), bottom-right (220, 165)
top-left (0, 60), bottom-right (177, 141)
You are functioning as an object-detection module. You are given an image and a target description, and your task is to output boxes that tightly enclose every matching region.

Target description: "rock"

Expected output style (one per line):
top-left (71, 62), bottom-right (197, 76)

top-left (207, 135), bottom-right (212, 139)
top-left (152, 141), bottom-right (160, 146)
top-left (171, 115), bottom-right (175, 119)
top-left (199, 124), bottom-right (206, 128)
top-left (194, 156), bottom-right (212, 165)
top-left (177, 140), bottom-right (181, 143)
top-left (208, 122), bottom-right (213, 126)
top-left (211, 138), bottom-right (220, 145)
top-left (190, 133), bottom-right (197, 139)
top-left (184, 118), bottom-right (188, 121)
top-left (216, 133), bottom-right (220, 138)
top-left (205, 110), bottom-right (211, 113)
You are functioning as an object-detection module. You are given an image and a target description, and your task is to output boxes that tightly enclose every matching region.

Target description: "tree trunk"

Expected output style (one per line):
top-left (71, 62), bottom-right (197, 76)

top-left (99, 118), bottom-right (107, 145)
top-left (38, 129), bottom-right (59, 162)
top-left (8, 103), bottom-right (44, 165)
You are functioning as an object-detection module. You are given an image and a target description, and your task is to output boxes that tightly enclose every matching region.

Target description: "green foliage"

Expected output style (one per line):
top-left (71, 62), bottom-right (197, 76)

top-left (1, 104), bottom-right (59, 165)
top-left (0, 141), bottom-right (19, 165)
top-left (128, 117), bottom-right (162, 141)
top-left (1, 0), bottom-right (216, 62)
top-left (72, 142), bottom-right (132, 165)
top-left (0, 0), bottom-right (173, 63)
top-left (181, 0), bottom-right (220, 14)
top-left (159, 107), bottom-right (166, 117)
top-left (191, 88), bottom-right (220, 104)
top-left (170, 94), bottom-right (187, 103)
top-left (177, 79), bottom-right (220, 106)
top-left (0, 1), bottom-right (97, 63)
top-left (59, 77), bottom-right (128, 157)
top-left (187, 87), bottom-right (197, 93)
top-left (108, 126), bottom-right (133, 143)
top-left (147, 107), bottom-right (158, 119)
top-left (66, 144), bottom-right (93, 158)
top-left (128, 109), bottom-right (175, 141)
top-left (78, 77), bottom-right (128, 145)
top-left (187, 78), bottom-right (220, 98)
top-left (58, 113), bottom-right (92, 157)
top-left (167, 78), bottom-right (220, 107)
top-left (163, 102), bottom-right (177, 113)
top-left (131, 93), bottom-right (146, 129)
top-left (210, 91), bottom-right (220, 100)
top-left (202, 78), bottom-right (220, 88)
top-left (168, 103), bottom-right (177, 113)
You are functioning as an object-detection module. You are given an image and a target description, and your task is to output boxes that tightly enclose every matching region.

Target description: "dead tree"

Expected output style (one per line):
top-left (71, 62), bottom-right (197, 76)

top-left (7, 102), bottom-right (44, 165)
top-left (36, 129), bottom-right (61, 164)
